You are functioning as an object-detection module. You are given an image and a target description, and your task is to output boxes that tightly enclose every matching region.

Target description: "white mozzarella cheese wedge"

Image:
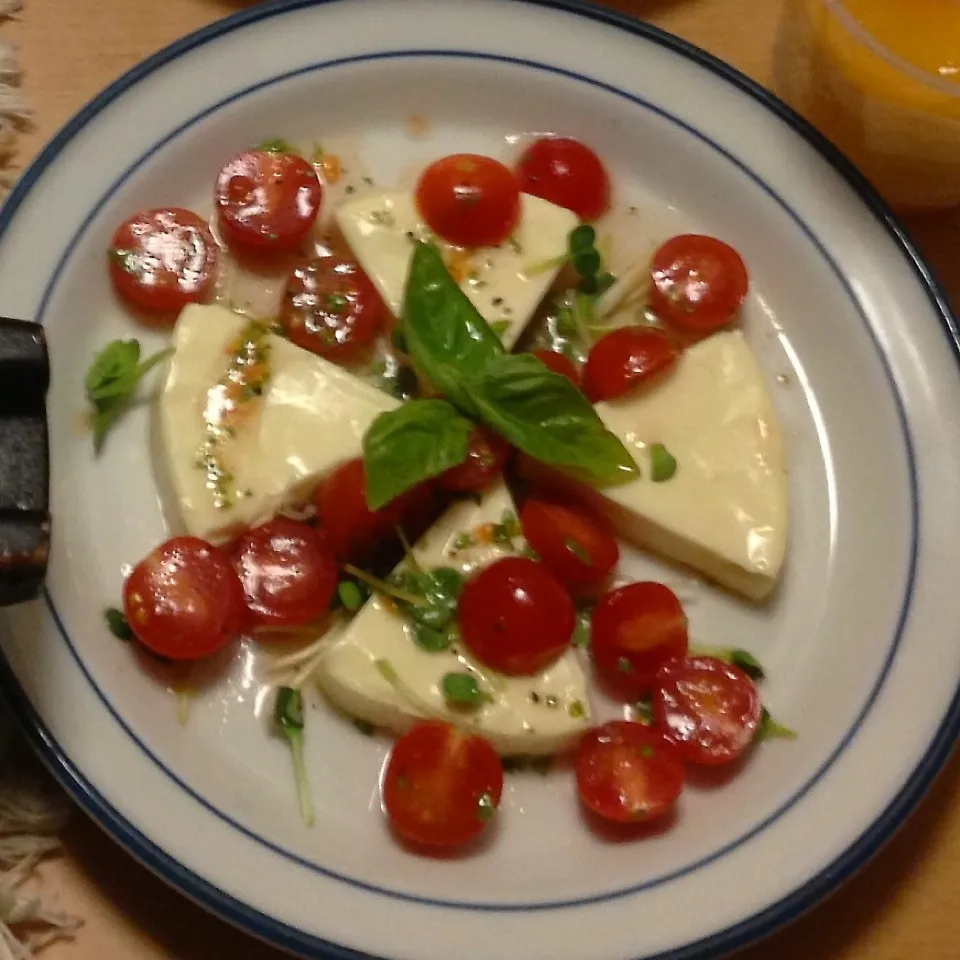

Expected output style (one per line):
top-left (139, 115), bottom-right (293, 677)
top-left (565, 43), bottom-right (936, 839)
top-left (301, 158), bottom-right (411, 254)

top-left (595, 331), bottom-right (788, 600)
top-left (315, 480), bottom-right (592, 756)
top-left (335, 191), bottom-right (579, 349)
top-left (526, 331), bottom-right (788, 601)
top-left (157, 303), bottom-right (398, 543)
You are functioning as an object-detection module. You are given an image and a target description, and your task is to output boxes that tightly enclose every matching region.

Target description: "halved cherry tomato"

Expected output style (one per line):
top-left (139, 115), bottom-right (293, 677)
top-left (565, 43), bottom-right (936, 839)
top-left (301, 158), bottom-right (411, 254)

top-left (590, 582), bottom-right (688, 699)
top-left (313, 457), bottom-right (434, 563)
top-left (531, 349), bottom-right (581, 387)
top-left (654, 656), bottom-right (762, 766)
top-left (437, 427), bottom-right (511, 494)
top-left (576, 721), bottom-right (685, 823)
top-left (108, 208), bottom-right (219, 317)
top-left (382, 720), bottom-right (504, 848)
top-left (649, 234), bottom-right (749, 333)
top-left (516, 137), bottom-right (611, 221)
top-left (215, 149), bottom-right (322, 253)
top-left (583, 327), bottom-right (678, 402)
top-left (229, 518), bottom-right (337, 628)
top-left (123, 537), bottom-right (245, 660)
top-left (459, 557), bottom-right (575, 676)
top-left (520, 498), bottom-right (618, 590)
top-left (279, 255), bottom-right (387, 363)
top-left (415, 154), bottom-right (520, 248)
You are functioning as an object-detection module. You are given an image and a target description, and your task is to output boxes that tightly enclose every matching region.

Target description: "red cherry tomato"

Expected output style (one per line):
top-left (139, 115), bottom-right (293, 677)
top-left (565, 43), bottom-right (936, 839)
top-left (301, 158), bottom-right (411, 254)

top-left (415, 154), bottom-right (520, 248)
top-left (437, 427), bottom-right (512, 494)
top-left (215, 150), bottom-right (322, 253)
top-left (520, 498), bottom-right (618, 590)
top-left (108, 208), bottom-right (219, 317)
top-left (279, 255), bottom-right (387, 363)
top-left (583, 327), bottom-right (678, 402)
top-left (591, 582), bottom-right (688, 699)
top-left (530, 349), bottom-right (581, 387)
top-left (123, 537), bottom-right (245, 660)
top-left (516, 137), bottom-right (611, 221)
top-left (382, 720), bottom-right (504, 848)
top-left (313, 458), bottom-right (434, 563)
top-left (654, 656), bottom-right (762, 766)
top-left (459, 557), bottom-right (575, 676)
top-left (576, 721), bottom-right (685, 823)
top-left (649, 234), bottom-right (749, 333)
top-left (229, 518), bottom-right (337, 629)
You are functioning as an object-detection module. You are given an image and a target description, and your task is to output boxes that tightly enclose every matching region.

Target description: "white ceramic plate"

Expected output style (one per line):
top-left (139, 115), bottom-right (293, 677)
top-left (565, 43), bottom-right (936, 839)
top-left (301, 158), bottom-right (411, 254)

top-left (2, 1), bottom-right (959, 957)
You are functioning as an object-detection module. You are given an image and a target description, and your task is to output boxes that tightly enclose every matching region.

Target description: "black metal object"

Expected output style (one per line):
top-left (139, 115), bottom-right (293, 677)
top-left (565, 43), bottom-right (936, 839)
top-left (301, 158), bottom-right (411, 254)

top-left (0, 318), bottom-right (49, 605)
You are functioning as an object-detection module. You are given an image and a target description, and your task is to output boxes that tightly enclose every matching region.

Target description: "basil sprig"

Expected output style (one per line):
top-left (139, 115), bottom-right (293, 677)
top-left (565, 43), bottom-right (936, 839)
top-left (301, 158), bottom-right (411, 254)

top-left (363, 399), bottom-right (473, 509)
top-left (363, 242), bottom-right (638, 507)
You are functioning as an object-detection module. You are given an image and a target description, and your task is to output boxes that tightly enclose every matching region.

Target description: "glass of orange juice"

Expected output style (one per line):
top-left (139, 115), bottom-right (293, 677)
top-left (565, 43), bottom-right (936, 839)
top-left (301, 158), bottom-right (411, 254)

top-left (774, 0), bottom-right (960, 212)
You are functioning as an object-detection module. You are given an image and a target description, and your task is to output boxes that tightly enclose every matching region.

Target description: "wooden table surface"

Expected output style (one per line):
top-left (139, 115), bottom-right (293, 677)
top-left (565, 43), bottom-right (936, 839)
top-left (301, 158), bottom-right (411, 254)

top-left (7, 1), bottom-right (959, 958)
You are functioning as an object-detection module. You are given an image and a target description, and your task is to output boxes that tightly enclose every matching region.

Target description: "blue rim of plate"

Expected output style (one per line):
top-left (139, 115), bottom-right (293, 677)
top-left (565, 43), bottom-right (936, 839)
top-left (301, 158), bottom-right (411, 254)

top-left (0, 0), bottom-right (958, 958)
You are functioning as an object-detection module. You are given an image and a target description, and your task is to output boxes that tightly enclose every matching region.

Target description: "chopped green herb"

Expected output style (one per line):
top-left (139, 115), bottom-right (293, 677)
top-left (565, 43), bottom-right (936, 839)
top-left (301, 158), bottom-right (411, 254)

top-left (258, 138), bottom-right (301, 155)
top-left (274, 687), bottom-right (314, 827)
top-left (489, 319), bottom-right (511, 339)
top-left (452, 532), bottom-right (475, 551)
top-left (650, 443), bottom-right (677, 482)
top-left (327, 293), bottom-right (348, 313)
top-left (568, 224), bottom-right (596, 254)
top-left (572, 249), bottom-right (601, 278)
top-left (441, 671), bottom-right (486, 706)
top-left (691, 646), bottom-right (765, 680)
top-left (564, 537), bottom-right (591, 564)
top-left (491, 510), bottom-right (521, 547)
top-left (104, 607), bottom-right (132, 641)
top-left (568, 699), bottom-right (586, 720)
top-left (635, 695), bottom-right (654, 725)
top-left (337, 580), bottom-right (365, 612)
top-left (617, 656), bottom-right (632, 673)
top-left (413, 622), bottom-right (454, 652)
top-left (85, 339), bottom-right (174, 453)
top-left (640, 745), bottom-right (655, 758)
top-left (755, 708), bottom-right (797, 743)
top-left (507, 236), bottom-right (523, 254)
top-left (476, 791), bottom-right (497, 821)
top-left (572, 610), bottom-right (591, 649)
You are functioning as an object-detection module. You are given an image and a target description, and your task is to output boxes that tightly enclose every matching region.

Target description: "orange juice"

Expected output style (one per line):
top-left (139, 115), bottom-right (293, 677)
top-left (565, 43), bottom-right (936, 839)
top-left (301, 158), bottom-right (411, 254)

top-left (775, 0), bottom-right (960, 211)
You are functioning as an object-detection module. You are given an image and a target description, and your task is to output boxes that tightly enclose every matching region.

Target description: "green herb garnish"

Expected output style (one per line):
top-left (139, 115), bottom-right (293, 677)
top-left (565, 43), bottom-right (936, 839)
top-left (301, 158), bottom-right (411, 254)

top-left (635, 695), bottom-right (654, 725)
top-left (572, 609), bottom-right (591, 649)
top-left (85, 339), bottom-right (173, 452)
top-left (650, 443), bottom-right (678, 482)
top-left (756, 708), bottom-right (797, 743)
top-left (104, 607), bottom-right (132, 641)
top-left (452, 532), bottom-right (475, 551)
top-left (476, 791), bottom-right (497, 821)
top-left (337, 580), bottom-right (365, 612)
top-left (274, 686), bottom-right (314, 827)
top-left (489, 319), bottom-right (511, 339)
top-left (258, 138), bottom-right (300, 155)
top-left (362, 243), bottom-right (637, 507)
top-left (327, 293), bottom-right (348, 313)
top-left (390, 566), bottom-right (465, 653)
top-left (692, 646), bottom-right (766, 680)
top-left (568, 699), bottom-right (586, 720)
top-left (442, 671), bottom-right (486, 707)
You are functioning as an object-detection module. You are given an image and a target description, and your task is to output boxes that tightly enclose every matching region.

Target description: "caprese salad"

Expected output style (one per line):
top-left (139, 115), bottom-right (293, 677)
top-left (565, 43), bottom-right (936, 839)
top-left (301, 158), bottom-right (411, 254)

top-left (88, 133), bottom-right (791, 850)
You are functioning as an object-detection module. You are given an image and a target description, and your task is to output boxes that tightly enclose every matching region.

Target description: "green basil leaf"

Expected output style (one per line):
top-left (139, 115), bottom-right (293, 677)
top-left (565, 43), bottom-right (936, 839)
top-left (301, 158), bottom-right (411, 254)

top-left (464, 353), bottom-right (638, 486)
top-left (85, 339), bottom-right (142, 402)
top-left (363, 398), bottom-right (474, 509)
top-left (402, 242), bottom-right (504, 410)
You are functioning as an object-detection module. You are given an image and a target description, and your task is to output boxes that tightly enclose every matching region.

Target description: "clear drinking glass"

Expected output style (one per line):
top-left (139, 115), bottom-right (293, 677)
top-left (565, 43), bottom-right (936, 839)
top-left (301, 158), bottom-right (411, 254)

top-left (774, 0), bottom-right (960, 213)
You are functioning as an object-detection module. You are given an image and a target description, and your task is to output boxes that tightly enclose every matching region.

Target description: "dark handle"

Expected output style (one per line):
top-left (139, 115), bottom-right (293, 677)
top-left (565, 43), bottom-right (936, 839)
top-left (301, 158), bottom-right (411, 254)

top-left (0, 317), bottom-right (49, 606)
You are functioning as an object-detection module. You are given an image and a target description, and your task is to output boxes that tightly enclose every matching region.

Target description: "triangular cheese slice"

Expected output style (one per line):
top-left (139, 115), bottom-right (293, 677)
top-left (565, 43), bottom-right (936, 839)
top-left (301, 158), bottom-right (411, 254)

top-left (157, 304), bottom-right (398, 543)
top-left (316, 480), bottom-right (592, 756)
